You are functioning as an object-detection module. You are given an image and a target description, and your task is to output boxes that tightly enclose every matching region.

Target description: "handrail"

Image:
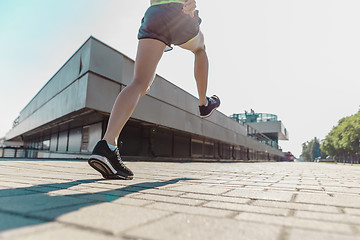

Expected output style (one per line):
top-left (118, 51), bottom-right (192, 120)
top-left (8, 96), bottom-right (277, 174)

top-left (234, 119), bottom-right (279, 149)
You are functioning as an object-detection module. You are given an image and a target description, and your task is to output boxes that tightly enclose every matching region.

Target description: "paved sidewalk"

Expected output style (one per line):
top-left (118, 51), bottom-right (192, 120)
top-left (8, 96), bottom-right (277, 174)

top-left (0, 159), bottom-right (359, 240)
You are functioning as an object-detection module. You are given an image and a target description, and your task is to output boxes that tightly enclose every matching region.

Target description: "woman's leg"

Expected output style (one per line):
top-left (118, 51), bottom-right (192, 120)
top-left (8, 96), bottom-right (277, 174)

top-left (179, 31), bottom-right (208, 106)
top-left (103, 39), bottom-right (166, 146)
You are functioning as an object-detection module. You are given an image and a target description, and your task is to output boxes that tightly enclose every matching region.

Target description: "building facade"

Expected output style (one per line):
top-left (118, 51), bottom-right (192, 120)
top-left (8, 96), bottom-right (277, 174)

top-left (230, 110), bottom-right (289, 149)
top-left (4, 37), bottom-right (285, 161)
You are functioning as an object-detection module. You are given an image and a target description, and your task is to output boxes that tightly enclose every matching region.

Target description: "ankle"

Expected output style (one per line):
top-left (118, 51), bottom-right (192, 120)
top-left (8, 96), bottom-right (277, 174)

top-left (107, 142), bottom-right (117, 150)
top-left (102, 138), bottom-right (117, 147)
top-left (199, 98), bottom-right (208, 106)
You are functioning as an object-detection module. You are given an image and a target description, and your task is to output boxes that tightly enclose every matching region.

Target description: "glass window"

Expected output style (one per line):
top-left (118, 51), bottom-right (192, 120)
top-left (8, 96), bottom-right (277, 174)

top-left (50, 133), bottom-right (58, 151)
top-left (68, 128), bottom-right (82, 152)
top-left (81, 126), bottom-right (90, 152)
top-left (42, 139), bottom-right (50, 150)
top-left (58, 131), bottom-right (68, 152)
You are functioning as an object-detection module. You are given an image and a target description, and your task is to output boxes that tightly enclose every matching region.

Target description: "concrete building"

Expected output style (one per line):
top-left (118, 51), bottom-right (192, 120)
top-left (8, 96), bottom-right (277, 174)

top-left (230, 110), bottom-right (289, 149)
top-left (4, 36), bottom-right (285, 161)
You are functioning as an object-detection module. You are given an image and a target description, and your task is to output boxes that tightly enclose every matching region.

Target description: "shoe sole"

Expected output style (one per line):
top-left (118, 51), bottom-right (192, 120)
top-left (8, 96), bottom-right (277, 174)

top-left (200, 105), bottom-right (219, 119)
top-left (88, 156), bottom-right (133, 180)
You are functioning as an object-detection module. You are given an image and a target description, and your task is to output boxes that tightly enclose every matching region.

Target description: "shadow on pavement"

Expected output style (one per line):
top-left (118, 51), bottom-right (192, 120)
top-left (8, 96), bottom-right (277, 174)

top-left (0, 177), bottom-right (196, 232)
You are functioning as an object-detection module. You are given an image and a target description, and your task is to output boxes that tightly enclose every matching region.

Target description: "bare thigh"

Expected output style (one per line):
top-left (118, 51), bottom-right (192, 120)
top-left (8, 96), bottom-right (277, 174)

top-left (133, 39), bottom-right (166, 94)
top-left (178, 30), bottom-right (205, 53)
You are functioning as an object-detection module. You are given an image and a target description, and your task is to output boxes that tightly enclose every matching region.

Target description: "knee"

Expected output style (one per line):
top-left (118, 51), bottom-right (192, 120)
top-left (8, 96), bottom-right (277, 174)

top-left (193, 45), bottom-right (206, 54)
top-left (128, 80), bottom-right (150, 97)
top-left (143, 86), bottom-right (151, 96)
top-left (192, 32), bottom-right (206, 54)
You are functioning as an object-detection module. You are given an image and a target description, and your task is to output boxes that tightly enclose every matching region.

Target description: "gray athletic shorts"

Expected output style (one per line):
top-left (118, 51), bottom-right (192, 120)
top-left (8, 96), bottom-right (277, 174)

top-left (138, 2), bottom-right (202, 50)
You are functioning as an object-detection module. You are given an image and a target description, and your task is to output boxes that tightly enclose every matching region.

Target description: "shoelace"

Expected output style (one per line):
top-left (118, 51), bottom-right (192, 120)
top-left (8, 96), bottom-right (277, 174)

top-left (208, 97), bottom-right (216, 105)
top-left (114, 148), bottom-right (126, 168)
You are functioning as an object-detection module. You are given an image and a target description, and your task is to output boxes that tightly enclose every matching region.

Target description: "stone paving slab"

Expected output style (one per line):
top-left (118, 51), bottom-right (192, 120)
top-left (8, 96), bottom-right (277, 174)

top-left (126, 213), bottom-right (282, 240)
top-left (0, 159), bottom-right (359, 240)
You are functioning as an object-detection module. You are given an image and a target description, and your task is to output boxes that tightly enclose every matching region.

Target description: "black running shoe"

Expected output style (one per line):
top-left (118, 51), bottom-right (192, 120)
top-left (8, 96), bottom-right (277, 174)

top-left (88, 140), bottom-right (133, 180)
top-left (199, 95), bottom-right (221, 118)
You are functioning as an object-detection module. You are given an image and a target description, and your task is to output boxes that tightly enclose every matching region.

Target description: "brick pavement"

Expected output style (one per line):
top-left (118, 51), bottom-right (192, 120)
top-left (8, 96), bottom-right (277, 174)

top-left (0, 159), bottom-right (359, 240)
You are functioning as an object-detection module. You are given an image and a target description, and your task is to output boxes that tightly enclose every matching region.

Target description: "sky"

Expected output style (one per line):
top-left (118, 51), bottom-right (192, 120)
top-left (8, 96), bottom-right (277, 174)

top-left (0, 0), bottom-right (359, 157)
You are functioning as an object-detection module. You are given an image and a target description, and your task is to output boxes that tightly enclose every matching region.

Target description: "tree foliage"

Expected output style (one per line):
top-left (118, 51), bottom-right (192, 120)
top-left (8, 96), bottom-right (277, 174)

top-left (320, 110), bottom-right (360, 163)
top-left (301, 137), bottom-right (323, 161)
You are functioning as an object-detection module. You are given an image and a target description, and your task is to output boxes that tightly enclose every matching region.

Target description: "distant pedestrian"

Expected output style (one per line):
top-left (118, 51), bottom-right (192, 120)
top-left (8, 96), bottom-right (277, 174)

top-left (88, 0), bottom-right (220, 180)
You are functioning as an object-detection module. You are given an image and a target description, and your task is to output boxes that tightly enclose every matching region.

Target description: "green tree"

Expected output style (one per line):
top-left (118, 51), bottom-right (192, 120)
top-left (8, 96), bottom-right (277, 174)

top-left (301, 141), bottom-right (312, 161)
top-left (340, 112), bottom-right (360, 163)
top-left (301, 137), bottom-right (322, 161)
top-left (311, 137), bottom-right (321, 159)
top-left (320, 130), bottom-right (336, 158)
top-left (321, 109), bottom-right (360, 163)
